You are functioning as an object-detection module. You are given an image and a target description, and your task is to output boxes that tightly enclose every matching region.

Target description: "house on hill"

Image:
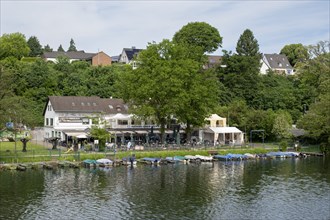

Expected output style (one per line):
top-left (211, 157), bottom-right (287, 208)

top-left (203, 55), bottom-right (222, 69)
top-left (260, 54), bottom-right (294, 75)
top-left (42, 51), bottom-right (112, 66)
top-left (118, 47), bottom-right (143, 69)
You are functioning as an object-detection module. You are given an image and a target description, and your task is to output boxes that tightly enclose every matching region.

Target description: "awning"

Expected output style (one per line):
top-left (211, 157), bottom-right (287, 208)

top-left (64, 131), bottom-right (88, 138)
top-left (135, 130), bottom-right (148, 134)
top-left (206, 127), bottom-right (243, 134)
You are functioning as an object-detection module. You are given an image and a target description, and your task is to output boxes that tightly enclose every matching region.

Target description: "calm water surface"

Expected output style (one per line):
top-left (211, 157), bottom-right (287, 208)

top-left (0, 156), bottom-right (329, 220)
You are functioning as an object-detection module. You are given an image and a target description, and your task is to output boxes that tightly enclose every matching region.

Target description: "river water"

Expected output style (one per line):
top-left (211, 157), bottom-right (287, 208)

top-left (0, 156), bottom-right (329, 220)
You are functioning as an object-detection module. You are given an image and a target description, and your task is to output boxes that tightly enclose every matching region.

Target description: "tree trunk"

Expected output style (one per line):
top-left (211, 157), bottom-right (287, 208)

top-left (21, 138), bottom-right (29, 152)
top-left (52, 138), bottom-right (58, 150)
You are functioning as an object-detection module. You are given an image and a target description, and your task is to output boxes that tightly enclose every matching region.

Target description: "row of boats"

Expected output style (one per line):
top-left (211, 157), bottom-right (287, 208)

top-left (83, 151), bottom-right (307, 167)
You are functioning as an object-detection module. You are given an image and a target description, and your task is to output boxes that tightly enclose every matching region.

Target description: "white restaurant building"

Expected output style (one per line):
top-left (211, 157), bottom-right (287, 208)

top-left (43, 96), bottom-right (244, 146)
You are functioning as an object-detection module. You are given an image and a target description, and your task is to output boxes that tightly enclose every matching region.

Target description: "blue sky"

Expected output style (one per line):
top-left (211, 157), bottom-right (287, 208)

top-left (1, 0), bottom-right (329, 56)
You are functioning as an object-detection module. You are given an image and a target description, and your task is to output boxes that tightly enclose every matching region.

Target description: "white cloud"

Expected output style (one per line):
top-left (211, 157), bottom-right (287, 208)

top-left (1, 0), bottom-right (329, 56)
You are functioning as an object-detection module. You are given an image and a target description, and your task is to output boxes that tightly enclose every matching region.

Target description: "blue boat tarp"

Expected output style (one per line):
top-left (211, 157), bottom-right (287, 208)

top-left (227, 153), bottom-right (247, 159)
top-left (213, 155), bottom-right (231, 160)
top-left (213, 153), bottom-right (247, 160)
top-left (142, 158), bottom-right (161, 162)
top-left (166, 156), bottom-right (186, 162)
top-left (83, 159), bottom-right (97, 164)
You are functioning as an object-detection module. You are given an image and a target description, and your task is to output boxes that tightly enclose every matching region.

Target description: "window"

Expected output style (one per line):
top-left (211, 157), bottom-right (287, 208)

top-left (47, 105), bottom-right (52, 111)
top-left (118, 120), bottom-right (128, 125)
top-left (50, 118), bottom-right (54, 126)
top-left (82, 118), bottom-right (89, 125)
top-left (46, 118), bottom-right (49, 126)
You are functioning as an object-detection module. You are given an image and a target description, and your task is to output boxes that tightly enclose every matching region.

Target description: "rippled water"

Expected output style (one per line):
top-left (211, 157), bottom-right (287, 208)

top-left (1, 156), bottom-right (329, 220)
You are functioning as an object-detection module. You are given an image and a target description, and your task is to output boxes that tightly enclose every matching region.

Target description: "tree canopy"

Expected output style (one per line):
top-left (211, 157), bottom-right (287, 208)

top-left (27, 36), bottom-right (43, 57)
top-left (280, 43), bottom-right (309, 67)
top-left (116, 39), bottom-right (220, 142)
top-left (0, 33), bottom-right (30, 60)
top-left (172, 22), bottom-right (222, 54)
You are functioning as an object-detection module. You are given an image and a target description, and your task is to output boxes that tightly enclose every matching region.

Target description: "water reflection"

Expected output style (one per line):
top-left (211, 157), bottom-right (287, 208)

top-left (0, 156), bottom-right (329, 220)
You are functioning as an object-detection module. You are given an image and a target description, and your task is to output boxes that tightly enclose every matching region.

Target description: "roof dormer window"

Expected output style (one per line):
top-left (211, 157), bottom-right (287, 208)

top-left (109, 105), bottom-right (113, 109)
top-left (81, 102), bottom-right (85, 106)
top-left (72, 102), bottom-right (75, 106)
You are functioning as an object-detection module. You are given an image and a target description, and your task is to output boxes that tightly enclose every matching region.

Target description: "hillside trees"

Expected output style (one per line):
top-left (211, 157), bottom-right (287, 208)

top-left (297, 48), bottom-right (330, 152)
top-left (27, 36), bottom-right (43, 57)
top-left (218, 29), bottom-right (262, 108)
top-left (0, 33), bottom-right (30, 60)
top-left (280, 43), bottom-right (309, 67)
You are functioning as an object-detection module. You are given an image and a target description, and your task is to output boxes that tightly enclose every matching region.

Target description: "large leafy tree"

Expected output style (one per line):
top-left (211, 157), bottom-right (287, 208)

top-left (67, 38), bottom-right (77, 52)
top-left (280, 43), bottom-right (309, 67)
top-left (172, 22), bottom-right (222, 54)
top-left (27, 36), bottom-right (43, 57)
top-left (272, 111), bottom-right (293, 140)
top-left (297, 94), bottom-right (330, 153)
top-left (116, 39), bottom-right (220, 143)
top-left (0, 33), bottom-right (30, 60)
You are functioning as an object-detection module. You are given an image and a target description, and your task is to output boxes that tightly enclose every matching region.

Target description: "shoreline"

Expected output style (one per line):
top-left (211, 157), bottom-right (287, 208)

top-left (0, 149), bottom-right (325, 172)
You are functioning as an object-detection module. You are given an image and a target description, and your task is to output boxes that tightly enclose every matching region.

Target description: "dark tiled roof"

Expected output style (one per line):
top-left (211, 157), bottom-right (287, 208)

top-left (43, 51), bottom-right (97, 60)
top-left (45, 96), bottom-right (128, 115)
top-left (123, 48), bottom-right (143, 61)
top-left (264, 54), bottom-right (293, 69)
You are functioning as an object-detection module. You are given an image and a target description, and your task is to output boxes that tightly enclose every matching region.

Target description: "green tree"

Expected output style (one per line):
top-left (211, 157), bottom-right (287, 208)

top-left (43, 44), bottom-right (53, 52)
top-left (27, 36), bottom-right (43, 57)
top-left (218, 51), bottom-right (262, 108)
top-left (67, 38), bottom-right (77, 52)
top-left (116, 39), bottom-right (220, 143)
top-left (297, 94), bottom-right (330, 153)
top-left (246, 109), bottom-right (276, 141)
top-left (272, 111), bottom-right (293, 140)
top-left (236, 29), bottom-right (261, 58)
top-left (90, 126), bottom-right (111, 152)
top-left (57, 44), bottom-right (65, 52)
top-left (0, 33), bottom-right (30, 60)
top-left (280, 43), bottom-right (309, 67)
top-left (172, 22), bottom-right (222, 54)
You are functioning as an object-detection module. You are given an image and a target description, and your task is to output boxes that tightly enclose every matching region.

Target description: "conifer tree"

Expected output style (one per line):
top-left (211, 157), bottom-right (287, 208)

top-left (57, 44), bottom-right (65, 52)
top-left (67, 38), bottom-right (77, 52)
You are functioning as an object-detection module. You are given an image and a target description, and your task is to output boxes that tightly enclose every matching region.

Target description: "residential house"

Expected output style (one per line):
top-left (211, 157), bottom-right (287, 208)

top-left (203, 55), bottom-right (222, 69)
top-left (118, 47), bottom-right (143, 69)
top-left (42, 51), bottom-right (112, 66)
top-left (260, 54), bottom-right (294, 75)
